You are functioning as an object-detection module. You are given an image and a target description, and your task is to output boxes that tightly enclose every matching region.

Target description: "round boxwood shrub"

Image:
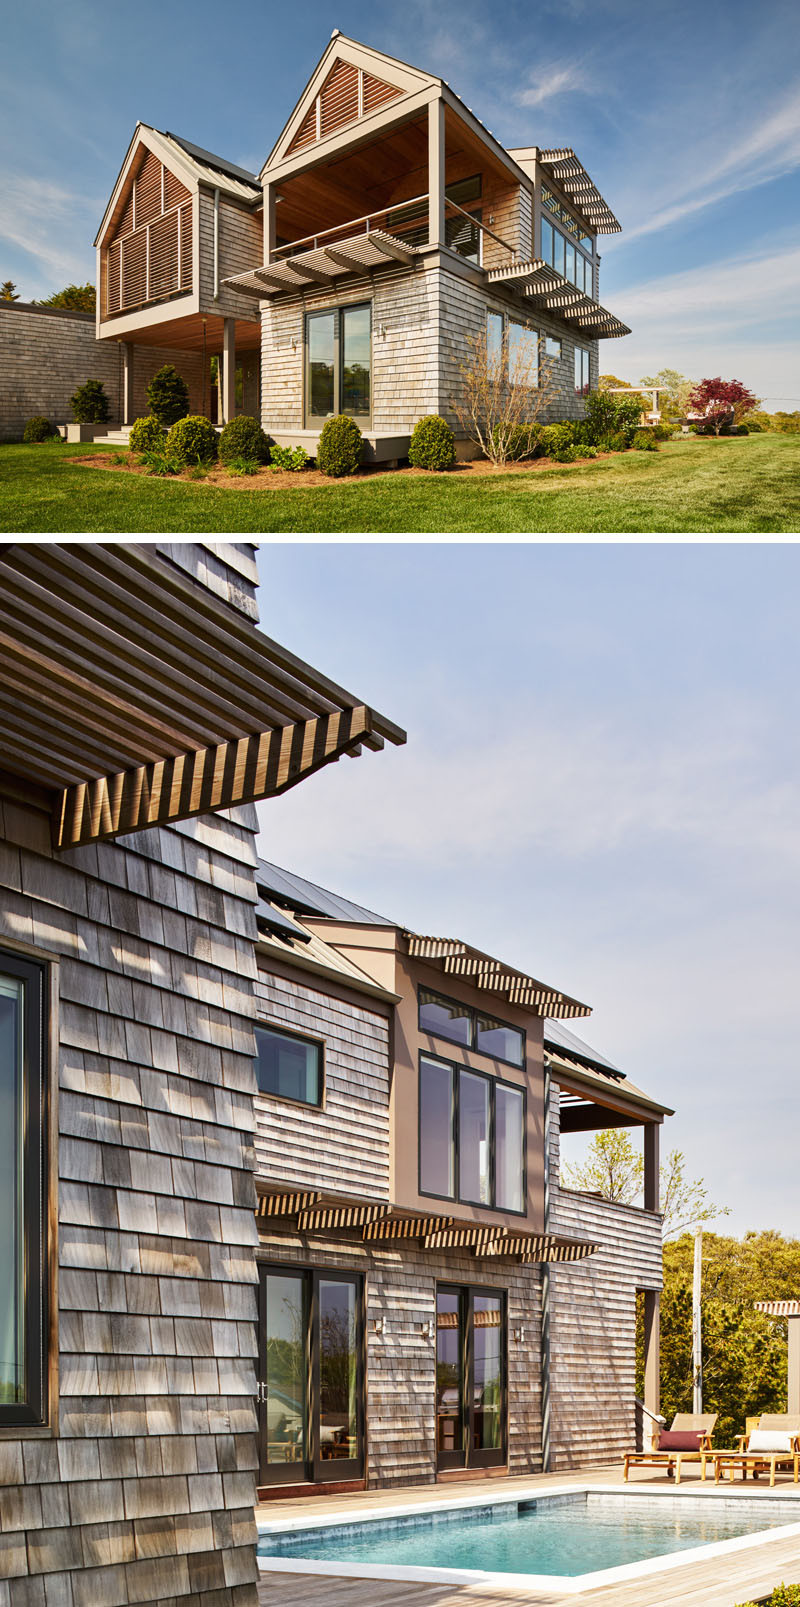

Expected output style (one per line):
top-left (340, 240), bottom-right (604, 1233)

top-left (540, 421), bottom-right (579, 458)
top-left (147, 364), bottom-right (190, 427)
top-left (317, 414), bottom-right (363, 477)
top-left (128, 415), bottom-right (164, 455)
top-left (408, 414), bottom-right (455, 471)
top-left (23, 415), bottom-right (53, 442)
top-left (165, 414), bottom-right (218, 466)
top-left (632, 429), bottom-right (659, 451)
top-left (218, 415), bottom-right (270, 466)
top-left (70, 378), bottom-right (110, 423)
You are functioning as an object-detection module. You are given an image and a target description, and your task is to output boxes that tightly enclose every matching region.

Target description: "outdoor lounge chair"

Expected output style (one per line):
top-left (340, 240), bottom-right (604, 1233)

top-left (713, 1415), bottom-right (800, 1488)
top-left (623, 1412), bottom-right (718, 1483)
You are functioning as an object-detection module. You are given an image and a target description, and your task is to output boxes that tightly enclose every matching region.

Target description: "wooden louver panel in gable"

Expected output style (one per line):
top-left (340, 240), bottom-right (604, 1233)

top-left (287, 101), bottom-right (318, 155)
top-left (320, 58), bottom-right (359, 135)
top-left (121, 229), bottom-right (147, 309)
top-left (164, 167), bottom-right (191, 209)
top-left (134, 148), bottom-right (163, 227)
top-left (362, 71), bottom-right (402, 112)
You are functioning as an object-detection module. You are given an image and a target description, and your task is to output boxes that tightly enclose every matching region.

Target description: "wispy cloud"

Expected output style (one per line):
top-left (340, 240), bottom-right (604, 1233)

top-left (0, 173), bottom-right (98, 292)
top-left (623, 82), bottom-right (800, 241)
top-left (616, 239), bottom-right (800, 333)
top-left (516, 63), bottom-right (591, 110)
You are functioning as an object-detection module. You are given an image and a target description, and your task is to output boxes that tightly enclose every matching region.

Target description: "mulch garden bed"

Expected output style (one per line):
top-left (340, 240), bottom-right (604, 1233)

top-left (69, 450), bottom-right (617, 490)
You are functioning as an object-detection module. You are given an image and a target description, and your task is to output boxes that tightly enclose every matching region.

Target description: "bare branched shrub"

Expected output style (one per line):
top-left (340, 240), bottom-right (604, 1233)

top-left (452, 323), bottom-right (556, 466)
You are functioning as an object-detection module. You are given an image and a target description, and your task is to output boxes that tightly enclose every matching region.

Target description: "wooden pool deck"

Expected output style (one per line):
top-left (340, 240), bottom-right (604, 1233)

top-left (256, 1464), bottom-right (800, 1607)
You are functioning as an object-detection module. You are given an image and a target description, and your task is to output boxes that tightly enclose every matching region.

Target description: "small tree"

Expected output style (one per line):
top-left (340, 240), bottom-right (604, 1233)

top-left (639, 368), bottom-right (694, 420)
top-left (563, 1132), bottom-right (729, 1239)
top-left (687, 377), bottom-right (759, 435)
top-left (69, 379), bottom-right (110, 424)
top-left (147, 364), bottom-right (190, 427)
top-left (36, 282), bottom-right (96, 313)
top-left (452, 323), bottom-right (554, 467)
top-left (1, 280), bottom-right (20, 302)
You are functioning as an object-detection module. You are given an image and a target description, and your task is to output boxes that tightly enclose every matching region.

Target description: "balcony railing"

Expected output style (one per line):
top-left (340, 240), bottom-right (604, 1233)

top-left (273, 193), bottom-right (519, 267)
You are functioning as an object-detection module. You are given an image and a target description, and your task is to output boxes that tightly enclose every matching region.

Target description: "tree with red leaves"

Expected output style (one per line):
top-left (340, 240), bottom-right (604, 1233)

top-left (687, 377), bottom-right (760, 435)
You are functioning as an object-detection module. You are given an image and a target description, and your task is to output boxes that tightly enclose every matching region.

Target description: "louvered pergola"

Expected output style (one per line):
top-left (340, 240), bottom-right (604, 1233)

top-left (404, 933), bottom-right (591, 1019)
top-left (0, 544), bottom-right (405, 849)
top-left (487, 259), bottom-right (630, 339)
top-left (538, 148), bottom-right (622, 234)
top-left (224, 228), bottom-right (419, 300)
top-left (256, 1185), bottom-right (596, 1263)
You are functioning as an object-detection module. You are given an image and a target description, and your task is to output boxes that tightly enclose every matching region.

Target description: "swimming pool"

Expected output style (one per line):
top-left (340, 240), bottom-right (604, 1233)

top-left (257, 1486), bottom-right (800, 1595)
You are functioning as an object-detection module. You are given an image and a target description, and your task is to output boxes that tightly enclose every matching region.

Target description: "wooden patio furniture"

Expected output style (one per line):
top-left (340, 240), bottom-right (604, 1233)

top-left (712, 1415), bottom-right (800, 1488)
top-left (623, 1412), bottom-right (718, 1484)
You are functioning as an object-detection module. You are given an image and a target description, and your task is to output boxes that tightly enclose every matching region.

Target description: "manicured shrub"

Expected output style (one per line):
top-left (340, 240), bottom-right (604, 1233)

top-left (269, 443), bottom-right (311, 472)
top-left (632, 429), bottom-right (659, 451)
top-left (540, 421), bottom-right (579, 457)
top-left (408, 414), bottom-right (455, 471)
top-left (128, 415), bottom-right (164, 454)
top-left (165, 414), bottom-right (218, 466)
top-left (550, 443), bottom-right (584, 463)
top-left (317, 414), bottom-right (363, 477)
top-left (651, 423), bottom-right (675, 441)
top-left (147, 364), bottom-right (190, 426)
top-left (735, 1588), bottom-right (800, 1607)
top-left (69, 379), bottom-right (110, 423)
top-left (745, 419), bottom-right (763, 432)
top-left (583, 388), bottom-right (642, 444)
top-left (596, 430), bottom-right (629, 453)
top-left (489, 421), bottom-right (544, 462)
top-left (218, 415), bottom-right (270, 465)
top-left (23, 415), bottom-right (53, 442)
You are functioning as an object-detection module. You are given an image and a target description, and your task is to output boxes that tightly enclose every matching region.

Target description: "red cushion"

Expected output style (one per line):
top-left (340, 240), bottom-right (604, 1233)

top-left (657, 1430), bottom-right (703, 1450)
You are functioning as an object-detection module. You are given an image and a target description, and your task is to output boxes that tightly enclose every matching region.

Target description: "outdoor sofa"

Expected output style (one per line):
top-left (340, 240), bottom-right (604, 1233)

top-left (623, 1412), bottom-right (718, 1483)
top-left (713, 1415), bottom-right (800, 1487)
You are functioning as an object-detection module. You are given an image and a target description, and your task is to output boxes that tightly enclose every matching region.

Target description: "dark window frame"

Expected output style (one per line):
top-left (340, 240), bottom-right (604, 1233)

top-left (257, 1260), bottom-right (365, 1487)
top-left (574, 345), bottom-right (591, 398)
top-left (417, 1051), bottom-right (527, 1216)
top-left (418, 985), bottom-right (525, 1069)
top-left (0, 949), bottom-right (48, 1430)
top-left (435, 1281), bottom-right (507, 1471)
top-left (304, 302), bottom-right (372, 429)
top-left (255, 1020), bottom-right (325, 1109)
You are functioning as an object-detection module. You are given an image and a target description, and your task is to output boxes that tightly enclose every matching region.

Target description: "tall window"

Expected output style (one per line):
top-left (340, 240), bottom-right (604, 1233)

top-left (255, 1024), bottom-right (322, 1106)
top-left (0, 953), bottom-right (46, 1427)
top-left (305, 304), bottom-right (371, 427)
top-left (258, 1265), bottom-right (363, 1484)
top-left (436, 1285), bottom-right (506, 1470)
top-left (575, 346), bottom-right (591, 397)
top-left (508, 320), bottom-right (539, 388)
top-left (540, 214), bottom-right (594, 296)
top-left (419, 1053), bottom-right (525, 1213)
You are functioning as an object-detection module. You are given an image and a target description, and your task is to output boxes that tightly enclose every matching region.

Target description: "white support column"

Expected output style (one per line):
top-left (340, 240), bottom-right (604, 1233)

top-left (122, 342), bottom-right (134, 425)
top-left (221, 318), bottom-right (236, 424)
top-left (263, 183), bottom-right (276, 266)
top-left (789, 1319), bottom-right (800, 1414)
top-left (427, 96), bottom-right (445, 249)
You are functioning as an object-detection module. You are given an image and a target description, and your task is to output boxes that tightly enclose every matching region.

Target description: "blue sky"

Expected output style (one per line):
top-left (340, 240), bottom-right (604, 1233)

top-left (254, 542), bottom-right (800, 1238)
top-left (3, 0), bottom-right (799, 408)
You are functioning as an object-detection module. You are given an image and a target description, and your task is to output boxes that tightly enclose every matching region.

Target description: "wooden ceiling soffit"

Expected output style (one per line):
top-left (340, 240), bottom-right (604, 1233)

top-left (54, 705), bottom-right (373, 849)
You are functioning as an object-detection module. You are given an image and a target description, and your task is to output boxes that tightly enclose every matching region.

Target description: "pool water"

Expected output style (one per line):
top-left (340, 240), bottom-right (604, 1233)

top-left (258, 1493), bottom-right (798, 1578)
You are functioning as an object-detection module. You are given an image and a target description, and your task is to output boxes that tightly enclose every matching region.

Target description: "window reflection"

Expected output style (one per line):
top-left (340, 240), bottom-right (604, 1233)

top-left (436, 1289), bottom-right (463, 1455)
top-left (459, 1071), bottom-right (490, 1205)
top-left (264, 1273), bottom-right (306, 1465)
top-left (495, 1084), bottom-right (524, 1212)
top-left (0, 975), bottom-right (24, 1408)
top-left (319, 1279), bottom-right (357, 1460)
top-left (473, 1295), bottom-right (502, 1451)
top-left (419, 1056), bottom-right (454, 1197)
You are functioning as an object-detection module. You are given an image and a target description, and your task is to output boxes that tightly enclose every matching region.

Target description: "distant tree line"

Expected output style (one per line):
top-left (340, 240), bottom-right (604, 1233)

top-left (1, 280), bottom-right (96, 311)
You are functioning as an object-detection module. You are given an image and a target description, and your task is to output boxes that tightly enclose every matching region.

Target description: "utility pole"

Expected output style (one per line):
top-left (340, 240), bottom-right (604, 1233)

top-left (692, 1228), bottom-right (703, 1413)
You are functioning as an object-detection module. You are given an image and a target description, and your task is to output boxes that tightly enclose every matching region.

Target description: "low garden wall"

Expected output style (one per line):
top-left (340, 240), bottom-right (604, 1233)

top-left (0, 302), bottom-right (205, 441)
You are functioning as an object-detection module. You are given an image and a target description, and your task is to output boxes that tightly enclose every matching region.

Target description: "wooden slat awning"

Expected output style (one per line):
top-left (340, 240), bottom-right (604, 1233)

top-left (255, 1184), bottom-right (596, 1262)
top-left (0, 543), bottom-right (406, 848)
top-left (755, 1302), bottom-right (800, 1318)
top-left (406, 934), bottom-right (590, 1019)
top-left (223, 229), bottom-right (418, 300)
top-left (538, 149), bottom-right (621, 234)
top-left (486, 259), bottom-right (630, 340)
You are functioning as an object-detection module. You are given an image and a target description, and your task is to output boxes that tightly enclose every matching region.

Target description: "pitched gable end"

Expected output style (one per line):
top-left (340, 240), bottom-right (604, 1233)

top-left (286, 56), bottom-right (404, 155)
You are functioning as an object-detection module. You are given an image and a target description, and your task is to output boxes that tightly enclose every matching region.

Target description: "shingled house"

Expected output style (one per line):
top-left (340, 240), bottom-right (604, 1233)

top-left (93, 34), bottom-right (629, 459)
top-left (250, 861), bottom-right (670, 1493)
top-left (0, 545), bottom-right (404, 1606)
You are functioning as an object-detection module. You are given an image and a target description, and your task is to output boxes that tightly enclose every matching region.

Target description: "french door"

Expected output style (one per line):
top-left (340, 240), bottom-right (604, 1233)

top-left (257, 1264), bottom-right (364, 1485)
top-left (436, 1284), bottom-right (506, 1470)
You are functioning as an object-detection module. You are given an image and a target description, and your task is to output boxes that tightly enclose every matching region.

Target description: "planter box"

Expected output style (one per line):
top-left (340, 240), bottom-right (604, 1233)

top-left (63, 422), bottom-right (106, 442)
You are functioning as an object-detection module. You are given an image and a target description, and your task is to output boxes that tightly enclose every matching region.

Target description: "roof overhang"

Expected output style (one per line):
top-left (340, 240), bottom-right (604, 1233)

top-left (548, 1050), bottom-right (672, 1131)
top-left (405, 934), bottom-right (590, 1019)
top-left (255, 1184), bottom-right (596, 1262)
top-left (536, 148), bottom-right (621, 234)
top-left (0, 543), bottom-right (405, 849)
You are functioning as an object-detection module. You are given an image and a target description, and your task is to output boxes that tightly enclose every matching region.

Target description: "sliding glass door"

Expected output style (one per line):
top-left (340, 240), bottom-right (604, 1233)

top-left (305, 306), bottom-right (371, 428)
top-left (436, 1285), bottom-right (506, 1470)
top-left (258, 1265), bottom-right (364, 1484)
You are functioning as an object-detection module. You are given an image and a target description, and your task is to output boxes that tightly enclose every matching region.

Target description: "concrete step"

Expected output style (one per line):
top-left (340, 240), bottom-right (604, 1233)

top-left (95, 428), bottom-right (131, 445)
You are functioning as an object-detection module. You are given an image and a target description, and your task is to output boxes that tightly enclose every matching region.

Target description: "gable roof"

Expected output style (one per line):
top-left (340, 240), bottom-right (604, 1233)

top-left (95, 123), bottom-right (260, 246)
top-left (263, 31), bottom-right (437, 173)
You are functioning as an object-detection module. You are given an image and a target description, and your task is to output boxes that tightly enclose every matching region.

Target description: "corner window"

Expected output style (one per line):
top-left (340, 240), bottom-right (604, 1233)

top-left (256, 1024), bottom-right (322, 1106)
top-left (575, 346), bottom-right (591, 397)
top-left (305, 304), bottom-right (371, 428)
top-left (508, 320), bottom-right (539, 388)
top-left (419, 986), bottom-right (524, 1068)
top-left (419, 1053), bottom-right (525, 1213)
top-left (0, 952), bottom-right (46, 1427)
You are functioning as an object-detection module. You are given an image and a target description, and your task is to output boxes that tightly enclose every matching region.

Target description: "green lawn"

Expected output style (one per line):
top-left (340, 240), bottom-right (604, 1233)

top-left (2, 434), bottom-right (799, 533)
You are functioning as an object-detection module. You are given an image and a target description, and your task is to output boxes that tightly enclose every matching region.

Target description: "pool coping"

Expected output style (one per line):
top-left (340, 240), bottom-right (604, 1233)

top-left (255, 1482), bottom-right (800, 1596)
